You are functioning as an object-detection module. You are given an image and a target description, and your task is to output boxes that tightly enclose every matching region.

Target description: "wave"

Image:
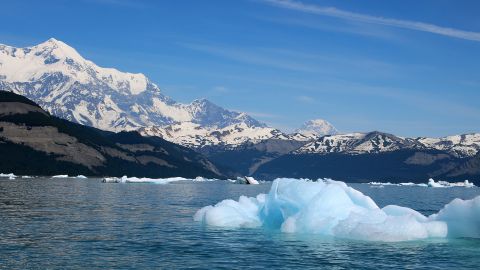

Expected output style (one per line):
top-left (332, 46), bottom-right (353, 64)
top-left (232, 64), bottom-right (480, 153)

top-left (194, 178), bottom-right (480, 242)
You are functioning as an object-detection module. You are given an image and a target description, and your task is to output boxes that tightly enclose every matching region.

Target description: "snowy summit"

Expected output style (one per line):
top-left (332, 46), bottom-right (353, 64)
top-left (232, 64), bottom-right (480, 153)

top-left (295, 119), bottom-right (338, 137)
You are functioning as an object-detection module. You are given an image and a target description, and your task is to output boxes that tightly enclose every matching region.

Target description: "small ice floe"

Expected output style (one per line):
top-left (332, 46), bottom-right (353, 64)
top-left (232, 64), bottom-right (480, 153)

top-left (0, 173), bottom-right (17, 180)
top-left (102, 177), bottom-right (122, 183)
top-left (75, 175), bottom-right (88, 179)
top-left (101, 176), bottom-right (193, 184)
top-left (428, 178), bottom-right (475, 188)
top-left (51, 175), bottom-right (69, 178)
top-left (192, 176), bottom-right (218, 182)
top-left (21, 176), bottom-right (34, 179)
top-left (245, 176), bottom-right (259, 185)
top-left (233, 176), bottom-right (260, 185)
top-left (367, 179), bottom-right (473, 188)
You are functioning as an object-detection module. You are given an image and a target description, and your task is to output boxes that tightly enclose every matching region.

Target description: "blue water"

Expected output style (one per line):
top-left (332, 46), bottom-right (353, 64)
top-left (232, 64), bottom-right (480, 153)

top-left (1, 178), bottom-right (480, 269)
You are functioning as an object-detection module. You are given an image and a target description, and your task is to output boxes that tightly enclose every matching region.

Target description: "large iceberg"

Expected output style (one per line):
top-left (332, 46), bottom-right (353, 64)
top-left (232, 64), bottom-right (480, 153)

top-left (194, 178), bottom-right (480, 242)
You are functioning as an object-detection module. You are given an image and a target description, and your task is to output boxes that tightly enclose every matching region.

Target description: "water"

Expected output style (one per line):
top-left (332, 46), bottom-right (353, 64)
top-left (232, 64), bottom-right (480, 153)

top-left (1, 178), bottom-right (480, 269)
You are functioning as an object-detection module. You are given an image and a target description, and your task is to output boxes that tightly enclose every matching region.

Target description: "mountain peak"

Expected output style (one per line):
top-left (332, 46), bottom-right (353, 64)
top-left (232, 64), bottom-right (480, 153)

top-left (0, 38), bottom-right (271, 139)
top-left (36, 38), bottom-right (84, 63)
top-left (295, 119), bottom-right (338, 137)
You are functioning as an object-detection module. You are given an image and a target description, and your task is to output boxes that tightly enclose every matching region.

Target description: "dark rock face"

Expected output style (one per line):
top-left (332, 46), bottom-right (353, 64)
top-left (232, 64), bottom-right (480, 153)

top-left (0, 91), bottom-right (223, 178)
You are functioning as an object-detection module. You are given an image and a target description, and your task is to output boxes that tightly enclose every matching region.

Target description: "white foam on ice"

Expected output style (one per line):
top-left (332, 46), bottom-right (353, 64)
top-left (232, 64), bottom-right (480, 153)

top-left (195, 178), bottom-right (480, 242)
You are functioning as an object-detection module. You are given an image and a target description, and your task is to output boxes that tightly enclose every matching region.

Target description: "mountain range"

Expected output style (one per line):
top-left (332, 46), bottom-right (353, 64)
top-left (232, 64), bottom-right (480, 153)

top-left (0, 38), bottom-right (335, 148)
top-left (1, 39), bottom-right (479, 182)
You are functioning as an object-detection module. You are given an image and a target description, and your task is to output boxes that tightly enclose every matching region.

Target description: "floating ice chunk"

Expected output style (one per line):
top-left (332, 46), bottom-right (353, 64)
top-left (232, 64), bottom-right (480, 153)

top-left (368, 179), bottom-right (474, 188)
top-left (102, 177), bottom-right (122, 183)
top-left (195, 178), bottom-right (480, 242)
top-left (75, 175), bottom-right (87, 179)
top-left (428, 178), bottom-right (446, 188)
top-left (51, 175), bottom-right (69, 178)
top-left (430, 196), bottom-right (480, 238)
top-left (463, 180), bottom-right (475, 188)
top-left (194, 195), bottom-right (264, 228)
top-left (193, 176), bottom-right (218, 182)
top-left (101, 175), bottom-right (202, 184)
top-left (245, 176), bottom-right (259, 185)
top-left (123, 176), bottom-right (190, 184)
top-left (0, 173), bottom-right (17, 180)
top-left (428, 178), bottom-right (476, 188)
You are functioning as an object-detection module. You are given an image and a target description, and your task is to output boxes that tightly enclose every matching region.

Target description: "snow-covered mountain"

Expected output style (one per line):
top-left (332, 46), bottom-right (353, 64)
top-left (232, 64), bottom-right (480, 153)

top-left (295, 119), bottom-right (338, 137)
top-left (139, 122), bottom-right (288, 149)
top-left (0, 38), bottom-right (264, 134)
top-left (294, 131), bottom-right (480, 157)
top-left (416, 134), bottom-right (480, 158)
top-left (2, 39), bottom-right (477, 157)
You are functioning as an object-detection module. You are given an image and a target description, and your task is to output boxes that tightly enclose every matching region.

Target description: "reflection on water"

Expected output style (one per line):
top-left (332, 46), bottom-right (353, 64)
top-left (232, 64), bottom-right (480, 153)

top-left (1, 178), bottom-right (479, 269)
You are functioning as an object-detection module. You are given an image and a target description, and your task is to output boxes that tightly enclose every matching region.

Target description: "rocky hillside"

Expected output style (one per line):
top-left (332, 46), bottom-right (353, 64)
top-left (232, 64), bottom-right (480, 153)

top-left (0, 91), bottom-right (222, 178)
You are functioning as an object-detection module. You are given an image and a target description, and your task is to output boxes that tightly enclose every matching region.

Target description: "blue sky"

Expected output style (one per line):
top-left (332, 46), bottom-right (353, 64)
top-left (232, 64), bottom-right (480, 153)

top-left (1, 0), bottom-right (479, 137)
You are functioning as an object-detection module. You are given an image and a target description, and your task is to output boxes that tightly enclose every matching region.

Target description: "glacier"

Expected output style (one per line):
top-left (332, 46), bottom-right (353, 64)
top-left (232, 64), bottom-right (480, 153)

top-left (194, 178), bottom-right (480, 242)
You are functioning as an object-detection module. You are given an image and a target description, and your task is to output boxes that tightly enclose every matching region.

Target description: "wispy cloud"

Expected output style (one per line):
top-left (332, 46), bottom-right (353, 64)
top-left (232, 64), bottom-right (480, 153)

top-left (179, 42), bottom-right (398, 76)
top-left (180, 43), bottom-right (322, 73)
top-left (258, 16), bottom-right (403, 42)
top-left (262, 0), bottom-right (480, 42)
top-left (245, 111), bottom-right (279, 118)
top-left (81, 0), bottom-right (146, 9)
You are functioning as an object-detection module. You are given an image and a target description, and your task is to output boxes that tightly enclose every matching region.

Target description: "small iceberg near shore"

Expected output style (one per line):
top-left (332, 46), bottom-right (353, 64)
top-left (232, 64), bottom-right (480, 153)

top-left (230, 176), bottom-right (261, 184)
top-left (427, 178), bottom-right (475, 188)
top-left (51, 175), bottom-right (88, 179)
top-left (51, 175), bottom-right (69, 178)
top-left (101, 176), bottom-right (217, 184)
top-left (0, 173), bottom-right (17, 180)
top-left (368, 179), bottom-right (475, 188)
top-left (195, 178), bottom-right (480, 242)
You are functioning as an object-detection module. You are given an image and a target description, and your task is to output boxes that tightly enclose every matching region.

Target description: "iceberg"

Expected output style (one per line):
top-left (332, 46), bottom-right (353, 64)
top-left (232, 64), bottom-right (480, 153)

top-left (0, 173), bottom-right (16, 180)
top-left (51, 175), bottom-right (69, 178)
top-left (195, 178), bottom-right (480, 242)
top-left (368, 179), bottom-right (475, 188)
top-left (428, 178), bottom-right (475, 188)
top-left (101, 175), bottom-right (217, 184)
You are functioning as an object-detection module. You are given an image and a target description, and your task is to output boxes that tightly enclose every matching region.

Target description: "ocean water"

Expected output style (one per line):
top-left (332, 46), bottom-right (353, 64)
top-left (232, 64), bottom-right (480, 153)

top-left (1, 178), bottom-right (480, 269)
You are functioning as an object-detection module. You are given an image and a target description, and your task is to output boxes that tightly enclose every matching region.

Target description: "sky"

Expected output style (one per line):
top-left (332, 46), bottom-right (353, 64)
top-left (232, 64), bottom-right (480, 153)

top-left (1, 0), bottom-right (479, 137)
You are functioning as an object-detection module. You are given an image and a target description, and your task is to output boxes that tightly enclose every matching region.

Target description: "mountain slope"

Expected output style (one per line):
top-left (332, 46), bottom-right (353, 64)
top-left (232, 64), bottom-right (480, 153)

top-left (294, 131), bottom-right (480, 158)
top-left (0, 91), bottom-right (222, 178)
top-left (0, 38), bottom-right (263, 133)
top-left (254, 131), bottom-right (480, 182)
